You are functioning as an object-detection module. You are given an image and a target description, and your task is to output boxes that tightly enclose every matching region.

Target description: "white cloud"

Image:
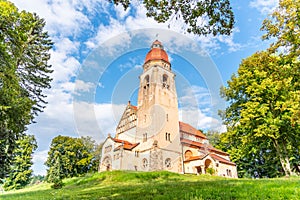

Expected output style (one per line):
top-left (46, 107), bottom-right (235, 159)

top-left (73, 102), bottom-right (125, 141)
top-left (249, 0), bottom-right (279, 14)
top-left (32, 150), bottom-right (48, 175)
top-left (217, 28), bottom-right (242, 52)
top-left (74, 80), bottom-right (95, 93)
top-left (12, 0), bottom-right (91, 37)
top-left (178, 85), bottom-right (226, 132)
top-left (114, 4), bottom-right (131, 20)
top-left (179, 108), bottom-right (226, 133)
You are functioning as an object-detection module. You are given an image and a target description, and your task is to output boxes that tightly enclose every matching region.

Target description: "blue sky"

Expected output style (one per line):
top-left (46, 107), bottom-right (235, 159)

top-left (11, 0), bottom-right (279, 175)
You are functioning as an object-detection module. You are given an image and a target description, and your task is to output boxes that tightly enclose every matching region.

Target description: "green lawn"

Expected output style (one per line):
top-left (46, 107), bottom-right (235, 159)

top-left (1, 171), bottom-right (299, 200)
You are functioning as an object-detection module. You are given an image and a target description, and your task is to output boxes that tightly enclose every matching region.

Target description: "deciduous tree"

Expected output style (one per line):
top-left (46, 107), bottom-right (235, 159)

top-left (220, 51), bottom-right (299, 177)
top-left (220, 0), bottom-right (299, 178)
top-left (45, 136), bottom-right (94, 180)
top-left (110, 0), bottom-right (234, 36)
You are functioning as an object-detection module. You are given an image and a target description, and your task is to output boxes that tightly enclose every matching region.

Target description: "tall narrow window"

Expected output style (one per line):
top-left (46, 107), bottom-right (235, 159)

top-left (143, 133), bottom-right (147, 142)
top-left (144, 75), bottom-right (150, 89)
top-left (166, 132), bottom-right (171, 141)
top-left (135, 151), bottom-right (139, 157)
top-left (166, 114), bottom-right (168, 122)
top-left (162, 74), bottom-right (169, 89)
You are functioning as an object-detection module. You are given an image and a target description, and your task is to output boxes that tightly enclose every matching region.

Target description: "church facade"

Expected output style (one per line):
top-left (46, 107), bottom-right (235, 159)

top-left (99, 40), bottom-right (237, 178)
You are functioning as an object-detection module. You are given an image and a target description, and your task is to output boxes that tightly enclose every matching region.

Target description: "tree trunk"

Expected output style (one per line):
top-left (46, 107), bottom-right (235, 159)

top-left (272, 139), bottom-right (292, 176)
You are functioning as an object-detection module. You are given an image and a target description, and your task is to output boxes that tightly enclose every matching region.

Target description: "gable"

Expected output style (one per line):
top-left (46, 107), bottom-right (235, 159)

top-left (116, 103), bottom-right (137, 135)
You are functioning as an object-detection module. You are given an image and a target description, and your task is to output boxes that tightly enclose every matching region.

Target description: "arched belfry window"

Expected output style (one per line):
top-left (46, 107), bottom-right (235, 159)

top-left (143, 75), bottom-right (150, 90)
top-left (162, 74), bottom-right (169, 89)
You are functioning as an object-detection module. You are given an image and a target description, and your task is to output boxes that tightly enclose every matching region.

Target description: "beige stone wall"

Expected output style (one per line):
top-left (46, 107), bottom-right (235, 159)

top-left (136, 61), bottom-right (181, 155)
top-left (116, 127), bottom-right (136, 142)
top-left (99, 139), bottom-right (115, 172)
top-left (216, 162), bottom-right (238, 178)
top-left (182, 146), bottom-right (200, 159)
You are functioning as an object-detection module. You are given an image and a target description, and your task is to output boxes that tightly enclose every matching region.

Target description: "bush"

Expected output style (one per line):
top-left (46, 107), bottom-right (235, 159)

top-left (206, 168), bottom-right (215, 175)
top-left (51, 179), bottom-right (63, 189)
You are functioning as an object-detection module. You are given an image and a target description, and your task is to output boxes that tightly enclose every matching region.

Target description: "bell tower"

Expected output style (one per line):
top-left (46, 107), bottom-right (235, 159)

top-left (136, 40), bottom-right (181, 154)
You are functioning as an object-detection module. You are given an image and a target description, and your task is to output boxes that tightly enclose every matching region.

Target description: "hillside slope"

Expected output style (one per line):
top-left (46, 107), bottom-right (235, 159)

top-left (1, 171), bottom-right (299, 200)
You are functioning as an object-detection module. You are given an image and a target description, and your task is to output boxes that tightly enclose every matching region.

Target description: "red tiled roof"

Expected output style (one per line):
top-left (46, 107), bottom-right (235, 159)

top-left (183, 153), bottom-right (235, 166)
top-left (181, 138), bottom-right (205, 148)
top-left (184, 155), bottom-right (205, 162)
top-left (210, 154), bottom-right (236, 166)
top-left (181, 138), bottom-right (229, 156)
top-left (179, 121), bottom-right (207, 139)
top-left (112, 138), bottom-right (139, 151)
top-left (130, 105), bottom-right (137, 111)
top-left (208, 146), bottom-right (229, 156)
top-left (112, 138), bottom-right (131, 144)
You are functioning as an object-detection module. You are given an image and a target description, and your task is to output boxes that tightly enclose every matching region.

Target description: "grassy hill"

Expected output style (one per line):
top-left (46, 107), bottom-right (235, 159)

top-left (1, 171), bottom-right (299, 200)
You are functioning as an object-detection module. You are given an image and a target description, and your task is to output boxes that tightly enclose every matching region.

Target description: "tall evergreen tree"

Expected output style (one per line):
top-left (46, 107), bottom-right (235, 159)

top-left (0, 0), bottom-right (53, 178)
top-left (47, 154), bottom-right (63, 189)
top-left (3, 135), bottom-right (37, 190)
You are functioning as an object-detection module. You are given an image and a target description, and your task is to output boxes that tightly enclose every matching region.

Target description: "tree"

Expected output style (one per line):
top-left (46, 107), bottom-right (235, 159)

top-left (204, 130), bottom-right (221, 147)
top-left (45, 136), bottom-right (94, 181)
top-left (220, 0), bottom-right (299, 178)
top-left (0, 0), bottom-right (53, 178)
top-left (218, 127), bottom-right (284, 178)
top-left (47, 155), bottom-right (63, 189)
top-left (3, 135), bottom-right (37, 190)
top-left (80, 136), bottom-right (103, 172)
top-left (220, 51), bottom-right (299, 177)
top-left (110, 0), bottom-right (235, 36)
top-left (93, 143), bottom-right (103, 172)
top-left (261, 0), bottom-right (300, 57)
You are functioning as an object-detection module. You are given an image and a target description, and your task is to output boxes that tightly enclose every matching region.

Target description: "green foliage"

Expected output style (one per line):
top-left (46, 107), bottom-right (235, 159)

top-left (45, 136), bottom-right (95, 183)
top-left (0, 0), bottom-right (53, 178)
top-left (261, 0), bottom-right (300, 57)
top-left (80, 137), bottom-right (103, 172)
top-left (206, 168), bottom-right (215, 175)
top-left (47, 156), bottom-right (63, 189)
top-left (204, 130), bottom-right (221, 147)
top-left (220, 51), bottom-right (299, 177)
top-left (1, 171), bottom-right (300, 200)
top-left (2, 135), bottom-right (37, 191)
top-left (219, 0), bottom-right (300, 177)
top-left (110, 0), bottom-right (235, 36)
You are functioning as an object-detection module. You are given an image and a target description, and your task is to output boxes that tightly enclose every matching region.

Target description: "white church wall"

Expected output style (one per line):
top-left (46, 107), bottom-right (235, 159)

top-left (117, 127), bottom-right (136, 142)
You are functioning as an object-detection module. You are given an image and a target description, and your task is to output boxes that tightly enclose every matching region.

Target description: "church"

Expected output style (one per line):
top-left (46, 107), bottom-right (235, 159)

top-left (99, 40), bottom-right (237, 178)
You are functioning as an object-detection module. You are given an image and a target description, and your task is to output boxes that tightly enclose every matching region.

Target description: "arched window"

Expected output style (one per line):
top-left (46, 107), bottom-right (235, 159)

top-left (184, 150), bottom-right (193, 160)
top-left (162, 74), bottom-right (169, 89)
top-left (144, 75), bottom-right (150, 89)
top-left (102, 156), bottom-right (112, 171)
top-left (142, 158), bottom-right (148, 169)
top-left (165, 158), bottom-right (171, 168)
